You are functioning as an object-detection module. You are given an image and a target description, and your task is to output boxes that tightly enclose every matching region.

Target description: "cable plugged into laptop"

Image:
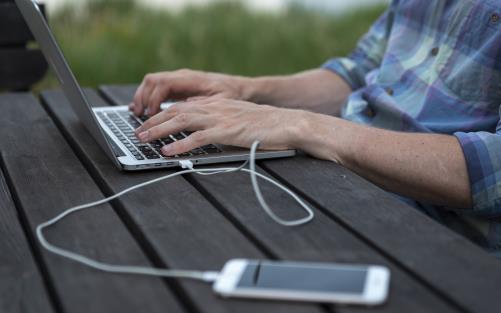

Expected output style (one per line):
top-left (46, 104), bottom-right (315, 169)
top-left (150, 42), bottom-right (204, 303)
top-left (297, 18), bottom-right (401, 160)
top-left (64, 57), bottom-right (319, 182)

top-left (179, 160), bottom-right (194, 170)
top-left (36, 141), bottom-right (314, 282)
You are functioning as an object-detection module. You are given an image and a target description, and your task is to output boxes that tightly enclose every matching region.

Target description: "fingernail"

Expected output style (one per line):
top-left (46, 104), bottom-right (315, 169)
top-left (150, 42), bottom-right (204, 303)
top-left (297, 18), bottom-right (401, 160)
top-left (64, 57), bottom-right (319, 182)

top-left (138, 131), bottom-right (150, 142)
top-left (162, 145), bottom-right (174, 156)
top-left (128, 103), bottom-right (134, 110)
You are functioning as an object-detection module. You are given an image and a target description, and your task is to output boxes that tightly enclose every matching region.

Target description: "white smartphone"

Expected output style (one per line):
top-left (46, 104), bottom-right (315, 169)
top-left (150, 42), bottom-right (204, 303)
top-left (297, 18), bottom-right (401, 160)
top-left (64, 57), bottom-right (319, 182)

top-left (213, 259), bottom-right (390, 305)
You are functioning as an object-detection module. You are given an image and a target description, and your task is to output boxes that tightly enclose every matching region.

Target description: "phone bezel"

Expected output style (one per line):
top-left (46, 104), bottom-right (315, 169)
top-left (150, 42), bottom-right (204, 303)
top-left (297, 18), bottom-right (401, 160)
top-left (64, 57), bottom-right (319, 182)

top-left (213, 259), bottom-right (390, 305)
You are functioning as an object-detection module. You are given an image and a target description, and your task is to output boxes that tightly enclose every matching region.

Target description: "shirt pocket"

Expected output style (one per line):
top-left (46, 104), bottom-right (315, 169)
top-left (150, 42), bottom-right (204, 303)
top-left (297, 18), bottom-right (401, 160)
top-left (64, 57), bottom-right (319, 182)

top-left (437, 2), bottom-right (501, 107)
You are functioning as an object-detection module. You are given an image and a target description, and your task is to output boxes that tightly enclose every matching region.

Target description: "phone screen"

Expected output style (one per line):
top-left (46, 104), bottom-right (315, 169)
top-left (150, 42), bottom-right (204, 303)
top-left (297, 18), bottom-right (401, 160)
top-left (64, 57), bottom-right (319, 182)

top-left (236, 261), bottom-right (368, 294)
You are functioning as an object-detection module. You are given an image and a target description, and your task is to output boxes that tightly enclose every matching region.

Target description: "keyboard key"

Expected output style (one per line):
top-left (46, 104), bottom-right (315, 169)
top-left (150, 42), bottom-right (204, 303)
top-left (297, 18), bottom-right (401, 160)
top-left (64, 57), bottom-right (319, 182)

top-left (191, 148), bottom-right (206, 156)
top-left (162, 137), bottom-right (175, 144)
top-left (150, 141), bottom-right (163, 148)
top-left (202, 144), bottom-right (221, 153)
top-left (138, 145), bottom-right (155, 154)
top-left (174, 133), bottom-right (186, 141)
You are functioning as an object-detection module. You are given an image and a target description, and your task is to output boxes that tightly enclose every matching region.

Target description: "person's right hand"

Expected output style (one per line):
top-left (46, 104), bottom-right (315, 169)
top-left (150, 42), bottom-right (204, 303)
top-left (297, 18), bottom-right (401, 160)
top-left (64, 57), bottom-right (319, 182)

top-left (130, 69), bottom-right (248, 116)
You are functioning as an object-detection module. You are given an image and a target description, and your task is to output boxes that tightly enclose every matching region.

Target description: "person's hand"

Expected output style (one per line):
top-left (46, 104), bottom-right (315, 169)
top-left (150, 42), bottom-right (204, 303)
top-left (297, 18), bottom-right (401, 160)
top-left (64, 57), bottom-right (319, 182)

top-left (130, 69), bottom-right (249, 117)
top-left (134, 97), bottom-right (306, 156)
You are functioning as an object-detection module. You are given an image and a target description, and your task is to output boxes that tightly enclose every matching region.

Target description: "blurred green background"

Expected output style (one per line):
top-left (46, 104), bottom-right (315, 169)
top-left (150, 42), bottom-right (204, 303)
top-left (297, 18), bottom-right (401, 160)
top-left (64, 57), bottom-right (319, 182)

top-left (36, 0), bottom-right (386, 90)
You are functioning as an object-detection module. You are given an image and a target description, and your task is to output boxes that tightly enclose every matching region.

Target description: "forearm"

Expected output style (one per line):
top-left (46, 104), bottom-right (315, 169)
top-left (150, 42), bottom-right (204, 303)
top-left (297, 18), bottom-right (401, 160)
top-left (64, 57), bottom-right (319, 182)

top-left (242, 69), bottom-right (352, 116)
top-left (296, 113), bottom-right (472, 208)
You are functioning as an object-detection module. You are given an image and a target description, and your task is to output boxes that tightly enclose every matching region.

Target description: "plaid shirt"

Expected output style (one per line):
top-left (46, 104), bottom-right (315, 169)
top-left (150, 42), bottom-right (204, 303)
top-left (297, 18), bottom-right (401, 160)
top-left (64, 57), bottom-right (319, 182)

top-left (323, 0), bottom-right (501, 256)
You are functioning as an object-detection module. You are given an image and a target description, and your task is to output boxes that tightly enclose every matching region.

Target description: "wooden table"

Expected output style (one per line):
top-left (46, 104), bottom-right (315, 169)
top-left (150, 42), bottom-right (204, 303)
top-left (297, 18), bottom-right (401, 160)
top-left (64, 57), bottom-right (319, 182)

top-left (1, 85), bottom-right (500, 313)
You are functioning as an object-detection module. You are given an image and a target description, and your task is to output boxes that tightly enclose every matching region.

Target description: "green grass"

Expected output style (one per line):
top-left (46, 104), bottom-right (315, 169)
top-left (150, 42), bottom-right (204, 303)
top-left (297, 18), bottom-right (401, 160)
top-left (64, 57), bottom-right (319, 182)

top-left (36, 0), bottom-right (386, 90)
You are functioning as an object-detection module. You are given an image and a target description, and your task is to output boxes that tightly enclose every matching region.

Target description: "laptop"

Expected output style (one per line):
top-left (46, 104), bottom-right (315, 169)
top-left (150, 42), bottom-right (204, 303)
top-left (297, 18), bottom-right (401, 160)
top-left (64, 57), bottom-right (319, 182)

top-left (16, 0), bottom-right (295, 171)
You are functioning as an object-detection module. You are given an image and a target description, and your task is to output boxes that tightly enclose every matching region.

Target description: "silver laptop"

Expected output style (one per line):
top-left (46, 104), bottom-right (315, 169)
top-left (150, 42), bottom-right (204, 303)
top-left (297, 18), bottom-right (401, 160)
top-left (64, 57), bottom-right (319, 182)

top-left (16, 0), bottom-right (295, 171)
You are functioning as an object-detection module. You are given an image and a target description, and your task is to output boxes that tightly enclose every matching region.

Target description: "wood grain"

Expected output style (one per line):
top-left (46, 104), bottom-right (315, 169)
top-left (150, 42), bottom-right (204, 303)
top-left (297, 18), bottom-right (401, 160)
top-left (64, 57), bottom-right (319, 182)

top-left (0, 165), bottom-right (53, 313)
top-left (42, 89), bottom-right (325, 313)
top-left (0, 93), bottom-right (186, 313)
top-left (101, 84), bottom-right (501, 313)
top-left (97, 85), bottom-right (463, 313)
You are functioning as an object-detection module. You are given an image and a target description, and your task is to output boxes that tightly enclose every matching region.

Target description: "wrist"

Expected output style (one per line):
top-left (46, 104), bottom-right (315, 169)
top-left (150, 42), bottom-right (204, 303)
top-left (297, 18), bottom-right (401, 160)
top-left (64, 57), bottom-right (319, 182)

top-left (240, 76), bottom-right (281, 104)
top-left (292, 111), bottom-right (360, 165)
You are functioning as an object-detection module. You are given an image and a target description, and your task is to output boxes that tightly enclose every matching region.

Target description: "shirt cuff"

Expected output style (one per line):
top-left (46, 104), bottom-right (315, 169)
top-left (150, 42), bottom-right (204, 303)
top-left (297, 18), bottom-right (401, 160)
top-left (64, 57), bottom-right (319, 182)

top-left (454, 131), bottom-right (501, 217)
top-left (322, 57), bottom-right (366, 91)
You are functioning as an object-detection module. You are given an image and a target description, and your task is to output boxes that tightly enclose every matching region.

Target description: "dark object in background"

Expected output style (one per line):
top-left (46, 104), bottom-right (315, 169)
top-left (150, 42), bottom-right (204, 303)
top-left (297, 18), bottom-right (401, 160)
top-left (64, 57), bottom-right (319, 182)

top-left (0, 0), bottom-right (48, 91)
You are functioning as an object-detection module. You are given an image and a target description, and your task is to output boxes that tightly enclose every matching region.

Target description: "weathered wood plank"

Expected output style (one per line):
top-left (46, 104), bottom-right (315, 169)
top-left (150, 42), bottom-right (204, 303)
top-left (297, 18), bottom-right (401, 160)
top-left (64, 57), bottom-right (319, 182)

top-left (42, 89), bottom-right (326, 313)
top-left (102, 84), bottom-right (501, 313)
top-left (260, 157), bottom-right (501, 313)
top-left (0, 93), bottom-right (187, 313)
top-left (0, 167), bottom-right (54, 313)
top-left (97, 85), bottom-right (462, 313)
top-left (0, 49), bottom-right (48, 90)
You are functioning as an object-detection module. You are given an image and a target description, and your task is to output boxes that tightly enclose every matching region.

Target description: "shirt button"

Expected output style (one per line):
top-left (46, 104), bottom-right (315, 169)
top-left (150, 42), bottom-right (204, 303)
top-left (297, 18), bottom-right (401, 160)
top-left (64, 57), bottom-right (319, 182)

top-left (431, 47), bottom-right (440, 56)
top-left (491, 13), bottom-right (500, 24)
top-left (386, 87), bottom-right (394, 96)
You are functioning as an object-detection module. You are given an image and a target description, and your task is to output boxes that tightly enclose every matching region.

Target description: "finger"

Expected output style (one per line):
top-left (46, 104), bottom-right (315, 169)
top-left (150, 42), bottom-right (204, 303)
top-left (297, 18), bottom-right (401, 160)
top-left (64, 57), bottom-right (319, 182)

top-left (135, 108), bottom-right (177, 135)
top-left (141, 75), bottom-right (157, 115)
top-left (137, 98), bottom-right (214, 134)
top-left (137, 113), bottom-right (208, 143)
top-left (186, 96), bottom-right (209, 102)
top-left (161, 130), bottom-right (215, 156)
top-left (132, 82), bottom-right (146, 116)
top-left (147, 85), bottom-right (170, 117)
top-left (136, 102), bottom-right (188, 134)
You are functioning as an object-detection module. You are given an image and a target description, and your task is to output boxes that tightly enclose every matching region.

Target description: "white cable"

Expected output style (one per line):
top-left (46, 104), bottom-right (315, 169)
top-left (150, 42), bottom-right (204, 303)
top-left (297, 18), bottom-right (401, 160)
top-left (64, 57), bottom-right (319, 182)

top-left (36, 140), bottom-right (314, 282)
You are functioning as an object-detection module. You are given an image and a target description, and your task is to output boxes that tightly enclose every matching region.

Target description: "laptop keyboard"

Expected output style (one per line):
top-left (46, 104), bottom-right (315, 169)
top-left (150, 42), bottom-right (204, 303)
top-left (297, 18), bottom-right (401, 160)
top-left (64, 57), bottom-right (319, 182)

top-left (96, 111), bottom-right (222, 160)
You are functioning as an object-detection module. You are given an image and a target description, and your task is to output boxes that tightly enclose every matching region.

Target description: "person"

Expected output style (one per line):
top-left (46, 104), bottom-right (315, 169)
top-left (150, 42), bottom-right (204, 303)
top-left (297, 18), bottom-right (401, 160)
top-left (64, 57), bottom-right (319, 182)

top-left (130, 0), bottom-right (501, 256)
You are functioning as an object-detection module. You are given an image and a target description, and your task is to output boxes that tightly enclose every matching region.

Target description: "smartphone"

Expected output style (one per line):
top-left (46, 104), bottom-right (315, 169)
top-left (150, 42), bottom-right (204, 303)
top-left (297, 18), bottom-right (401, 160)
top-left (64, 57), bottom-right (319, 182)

top-left (213, 259), bottom-right (390, 305)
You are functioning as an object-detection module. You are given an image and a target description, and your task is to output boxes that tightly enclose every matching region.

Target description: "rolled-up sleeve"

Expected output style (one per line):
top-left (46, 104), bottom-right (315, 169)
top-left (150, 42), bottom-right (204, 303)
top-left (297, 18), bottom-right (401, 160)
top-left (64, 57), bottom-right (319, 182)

top-left (322, 2), bottom-right (396, 90)
top-left (455, 121), bottom-right (501, 217)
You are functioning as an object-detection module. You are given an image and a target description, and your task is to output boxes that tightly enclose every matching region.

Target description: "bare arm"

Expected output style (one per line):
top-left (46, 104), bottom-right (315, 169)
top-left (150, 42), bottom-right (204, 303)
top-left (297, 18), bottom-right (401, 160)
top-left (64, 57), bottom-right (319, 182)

top-left (130, 68), bottom-right (351, 117)
top-left (243, 69), bottom-right (352, 116)
top-left (300, 113), bottom-right (472, 208)
top-left (135, 97), bottom-right (472, 209)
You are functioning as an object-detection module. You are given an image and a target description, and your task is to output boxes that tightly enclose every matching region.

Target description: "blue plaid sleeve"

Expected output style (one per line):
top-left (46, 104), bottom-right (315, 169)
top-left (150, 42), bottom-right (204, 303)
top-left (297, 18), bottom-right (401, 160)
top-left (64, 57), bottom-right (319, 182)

top-left (322, 4), bottom-right (395, 90)
top-left (454, 119), bottom-right (501, 217)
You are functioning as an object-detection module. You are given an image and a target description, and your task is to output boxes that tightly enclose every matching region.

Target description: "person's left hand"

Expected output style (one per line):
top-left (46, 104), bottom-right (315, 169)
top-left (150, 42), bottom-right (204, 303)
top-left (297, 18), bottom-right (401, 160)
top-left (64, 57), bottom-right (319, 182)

top-left (134, 97), bottom-right (306, 156)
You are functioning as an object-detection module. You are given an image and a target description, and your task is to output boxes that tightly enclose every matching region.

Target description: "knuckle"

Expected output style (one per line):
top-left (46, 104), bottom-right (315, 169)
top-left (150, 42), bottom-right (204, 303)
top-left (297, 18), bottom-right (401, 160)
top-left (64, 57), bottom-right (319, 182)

top-left (151, 124), bottom-right (169, 139)
top-left (175, 113), bottom-right (189, 126)
top-left (176, 68), bottom-right (191, 75)
top-left (166, 105), bottom-right (178, 116)
top-left (148, 126), bottom-right (161, 139)
top-left (150, 94), bottom-right (163, 106)
top-left (144, 74), bottom-right (155, 84)
top-left (174, 140), bottom-right (186, 150)
top-left (191, 131), bottom-right (206, 144)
